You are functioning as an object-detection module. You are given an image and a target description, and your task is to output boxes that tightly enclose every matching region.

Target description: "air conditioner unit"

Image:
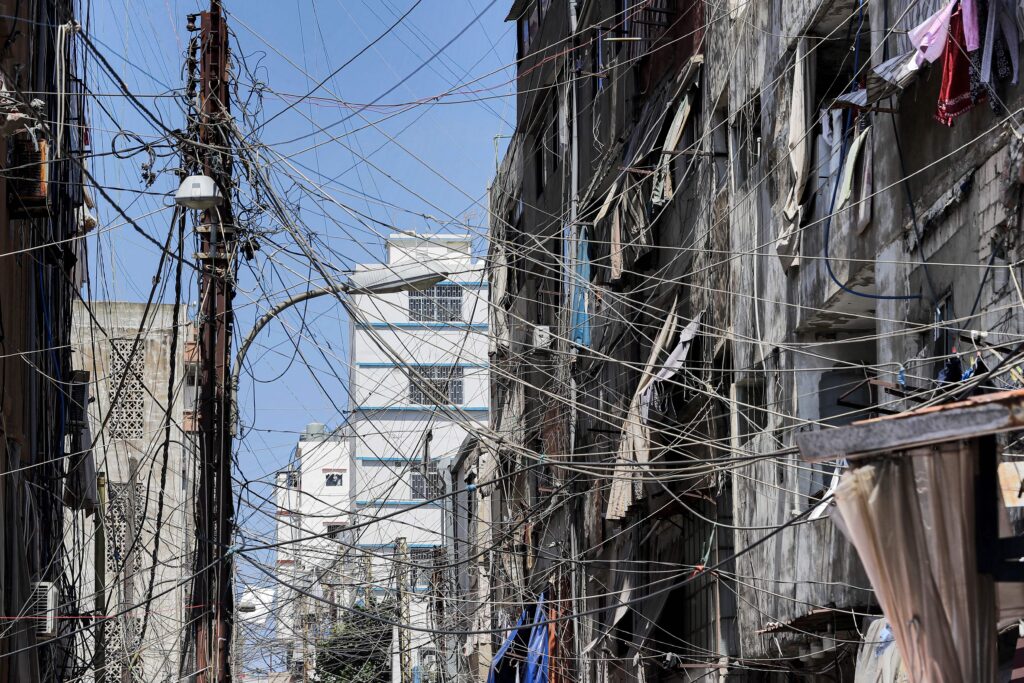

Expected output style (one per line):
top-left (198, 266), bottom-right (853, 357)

top-left (8, 135), bottom-right (48, 217)
top-left (532, 325), bottom-right (552, 351)
top-left (28, 581), bottom-right (58, 639)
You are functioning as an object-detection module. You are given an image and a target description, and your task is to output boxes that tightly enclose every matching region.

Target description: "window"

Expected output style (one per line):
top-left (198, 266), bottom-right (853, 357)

top-left (411, 461), bottom-right (445, 500)
top-left (732, 375), bottom-right (767, 445)
top-left (534, 134), bottom-right (547, 197)
top-left (733, 96), bottom-right (762, 187)
top-left (517, 4), bottom-right (539, 58)
top-left (409, 366), bottom-right (464, 405)
top-left (409, 548), bottom-right (436, 589)
top-left (325, 523), bottom-right (344, 540)
top-left (616, 0), bottom-right (634, 45)
top-left (108, 338), bottom-right (145, 440)
top-left (324, 473), bottom-right (344, 487)
top-left (409, 285), bottom-right (462, 322)
top-left (183, 366), bottom-right (198, 412)
top-left (518, 17), bottom-right (530, 57)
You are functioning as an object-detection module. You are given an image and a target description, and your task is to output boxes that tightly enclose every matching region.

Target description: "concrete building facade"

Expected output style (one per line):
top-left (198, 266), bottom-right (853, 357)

top-left (67, 301), bottom-right (198, 683)
top-left (272, 424), bottom-right (351, 680)
top-left (347, 234), bottom-right (489, 683)
top-left (0, 1), bottom-right (91, 680)
top-left (480, 0), bottom-right (1024, 680)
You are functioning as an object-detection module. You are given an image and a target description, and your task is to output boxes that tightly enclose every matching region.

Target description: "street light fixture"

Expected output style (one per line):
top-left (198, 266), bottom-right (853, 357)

top-left (175, 174), bottom-right (223, 210)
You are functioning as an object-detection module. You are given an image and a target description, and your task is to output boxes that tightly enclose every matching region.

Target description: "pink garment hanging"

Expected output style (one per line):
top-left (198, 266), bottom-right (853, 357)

top-left (908, 0), bottom-right (958, 70)
top-left (963, 0), bottom-right (980, 51)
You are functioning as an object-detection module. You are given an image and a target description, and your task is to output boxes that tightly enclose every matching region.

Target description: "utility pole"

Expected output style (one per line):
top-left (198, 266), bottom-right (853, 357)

top-left (395, 538), bottom-right (411, 683)
top-left (187, 1), bottom-right (237, 681)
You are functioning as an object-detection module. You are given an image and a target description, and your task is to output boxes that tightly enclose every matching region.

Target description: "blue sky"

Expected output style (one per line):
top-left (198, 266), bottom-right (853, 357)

top-left (85, 0), bottom-right (513, 562)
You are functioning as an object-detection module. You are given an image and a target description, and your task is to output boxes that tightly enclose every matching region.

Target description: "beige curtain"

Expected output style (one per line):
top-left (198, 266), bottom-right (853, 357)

top-left (835, 441), bottom-right (1002, 683)
top-left (778, 38), bottom-right (813, 270)
top-left (606, 298), bottom-right (678, 521)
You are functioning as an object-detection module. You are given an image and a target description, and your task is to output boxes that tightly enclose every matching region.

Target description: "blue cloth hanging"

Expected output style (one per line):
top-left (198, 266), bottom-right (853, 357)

top-left (487, 609), bottom-right (527, 683)
top-left (571, 228), bottom-right (591, 348)
top-left (524, 594), bottom-right (549, 683)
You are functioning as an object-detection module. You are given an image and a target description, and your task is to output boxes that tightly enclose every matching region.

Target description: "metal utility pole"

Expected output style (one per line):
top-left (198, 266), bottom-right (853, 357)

top-left (395, 538), bottom-right (412, 683)
top-left (187, 1), bottom-right (237, 681)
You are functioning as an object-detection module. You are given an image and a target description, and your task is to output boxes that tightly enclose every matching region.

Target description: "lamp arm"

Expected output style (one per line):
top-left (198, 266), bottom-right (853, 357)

top-left (231, 284), bottom-right (350, 393)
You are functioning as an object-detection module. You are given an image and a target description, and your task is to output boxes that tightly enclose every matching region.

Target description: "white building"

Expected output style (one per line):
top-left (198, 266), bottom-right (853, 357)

top-left (348, 234), bottom-right (488, 683)
top-left (273, 424), bottom-right (351, 681)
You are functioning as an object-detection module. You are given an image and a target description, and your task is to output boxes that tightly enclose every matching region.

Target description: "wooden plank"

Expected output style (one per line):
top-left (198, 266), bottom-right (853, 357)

top-left (796, 392), bottom-right (1024, 462)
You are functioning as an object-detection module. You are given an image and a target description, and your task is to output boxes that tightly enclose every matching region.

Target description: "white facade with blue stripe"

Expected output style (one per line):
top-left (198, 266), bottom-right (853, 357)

top-left (348, 233), bottom-right (489, 683)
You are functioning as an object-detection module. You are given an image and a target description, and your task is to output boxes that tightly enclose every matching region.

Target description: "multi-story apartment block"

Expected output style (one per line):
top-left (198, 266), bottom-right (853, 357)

top-left (273, 423), bottom-right (351, 681)
top-left (67, 301), bottom-right (198, 682)
top-left (0, 1), bottom-right (91, 679)
top-left (481, 0), bottom-right (1024, 681)
top-left (347, 233), bottom-right (489, 683)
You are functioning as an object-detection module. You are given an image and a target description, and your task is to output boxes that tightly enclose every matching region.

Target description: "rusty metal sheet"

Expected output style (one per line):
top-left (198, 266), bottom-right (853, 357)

top-left (796, 389), bottom-right (1024, 463)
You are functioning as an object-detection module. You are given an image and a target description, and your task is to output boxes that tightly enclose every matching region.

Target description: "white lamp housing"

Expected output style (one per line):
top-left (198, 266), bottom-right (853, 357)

top-left (175, 174), bottom-right (223, 210)
top-left (346, 261), bottom-right (449, 294)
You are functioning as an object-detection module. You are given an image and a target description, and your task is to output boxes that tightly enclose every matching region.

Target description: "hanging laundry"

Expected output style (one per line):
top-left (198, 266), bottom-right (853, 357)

top-left (936, 8), bottom-right (985, 125)
top-left (981, 0), bottom-right (1020, 85)
top-left (936, 355), bottom-right (964, 385)
top-left (907, 0), bottom-right (958, 71)
top-left (964, 0), bottom-right (981, 50)
top-left (837, 125), bottom-right (871, 209)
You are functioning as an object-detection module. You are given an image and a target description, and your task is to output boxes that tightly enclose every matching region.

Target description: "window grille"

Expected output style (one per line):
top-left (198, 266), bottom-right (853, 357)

top-left (410, 461), bottom-right (445, 500)
top-left (103, 481), bottom-right (145, 682)
top-left (325, 523), bottom-right (345, 540)
top-left (103, 616), bottom-right (143, 683)
top-left (325, 473), bottom-right (344, 487)
top-left (108, 338), bottom-right (145, 439)
top-left (409, 285), bottom-right (462, 322)
top-left (409, 366), bottom-right (464, 405)
top-left (106, 482), bottom-right (144, 577)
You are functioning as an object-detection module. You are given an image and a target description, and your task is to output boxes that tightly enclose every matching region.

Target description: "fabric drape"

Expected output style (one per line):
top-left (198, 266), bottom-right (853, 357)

top-left (778, 38), bottom-right (812, 270)
top-left (936, 8), bottom-right (982, 125)
top-left (834, 441), bottom-right (998, 682)
top-left (606, 298), bottom-right (679, 520)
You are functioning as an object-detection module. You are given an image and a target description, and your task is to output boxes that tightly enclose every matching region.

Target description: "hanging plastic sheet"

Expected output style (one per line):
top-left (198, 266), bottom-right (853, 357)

top-left (779, 38), bottom-right (813, 270)
top-left (525, 594), bottom-right (549, 683)
top-left (837, 125), bottom-right (871, 209)
top-left (639, 313), bottom-right (702, 423)
top-left (488, 609), bottom-right (528, 683)
top-left (606, 298), bottom-right (680, 520)
top-left (651, 93), bottom-right (692, 207)
top-left (593, 180), bottom-right (623, 282)
top-left (853, 618), bottom-right (907, 683)
top-left (571, 227), bottom-right (592, 347)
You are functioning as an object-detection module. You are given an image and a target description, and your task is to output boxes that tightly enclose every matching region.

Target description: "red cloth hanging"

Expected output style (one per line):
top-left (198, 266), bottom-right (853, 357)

top-left (936, 6), bottom-right (984, 125)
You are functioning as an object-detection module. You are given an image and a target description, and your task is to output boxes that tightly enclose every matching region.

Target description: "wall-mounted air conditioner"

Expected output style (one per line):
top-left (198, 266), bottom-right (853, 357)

top-left (29, 581), bottom-right (58, 639)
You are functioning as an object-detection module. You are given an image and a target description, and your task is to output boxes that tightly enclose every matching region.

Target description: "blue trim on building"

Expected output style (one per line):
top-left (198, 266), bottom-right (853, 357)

top-left (354, 406), bottom-right (489, 413)
top-left (357, 362), bottom-right (488, 369)
top-left (437, 280), bottom-right (488, 288)
top-left (355, 499), bottom-right (442, 507)
top-left (355, 322), bottom-right (488, 330)
top-left (356, 456), bottom-right (415, 463)
top-left (356, 542), bottom-right (439, 549)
